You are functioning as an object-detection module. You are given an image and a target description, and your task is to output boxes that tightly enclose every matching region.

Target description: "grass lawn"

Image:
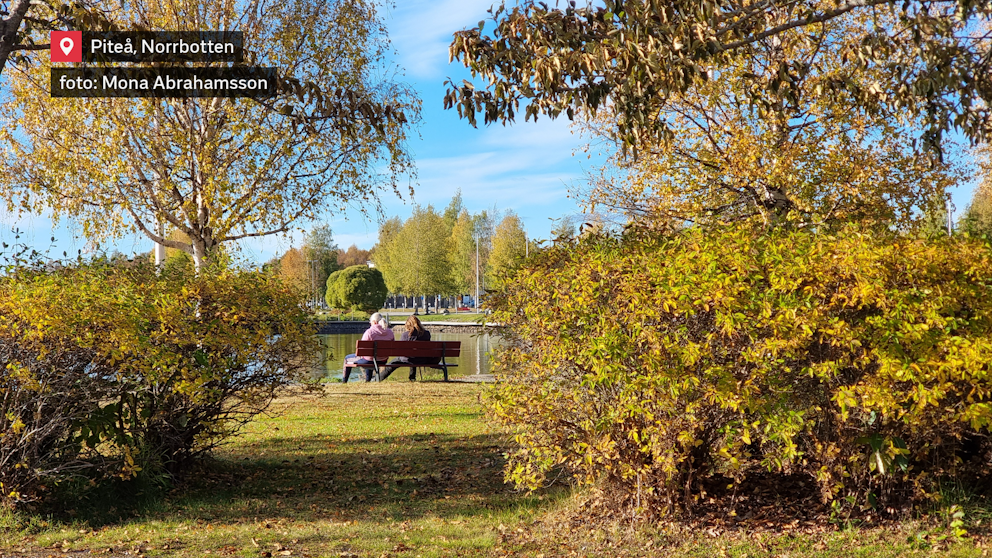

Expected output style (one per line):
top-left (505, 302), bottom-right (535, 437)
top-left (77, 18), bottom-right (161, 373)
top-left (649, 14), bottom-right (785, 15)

top-left (1, 382), bottom-right (989, 557)
top-left (310, 310), bottom-right (485, 324)
top-left (313, 310), bottom-right (369, 322)
top-left (0, 383), bottom-right (549, 558)
top-left (410, 313), bottom-right (487, 324)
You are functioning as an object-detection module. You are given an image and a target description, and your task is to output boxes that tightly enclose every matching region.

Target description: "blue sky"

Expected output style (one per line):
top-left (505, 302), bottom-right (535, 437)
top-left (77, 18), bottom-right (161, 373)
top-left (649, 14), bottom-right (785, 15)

top-left (0, 0), bottom-right (982, 262)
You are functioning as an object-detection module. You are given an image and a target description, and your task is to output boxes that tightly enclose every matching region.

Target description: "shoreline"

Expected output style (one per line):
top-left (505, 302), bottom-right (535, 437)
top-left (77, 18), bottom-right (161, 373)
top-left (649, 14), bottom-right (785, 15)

top-left (311, 320), bottom-right (502, 335)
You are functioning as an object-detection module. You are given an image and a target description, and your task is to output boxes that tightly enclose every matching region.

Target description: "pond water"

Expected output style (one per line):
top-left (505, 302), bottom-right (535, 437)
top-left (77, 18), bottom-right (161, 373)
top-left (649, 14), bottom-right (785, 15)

top-left (312, 331), bottom-right (499, 382)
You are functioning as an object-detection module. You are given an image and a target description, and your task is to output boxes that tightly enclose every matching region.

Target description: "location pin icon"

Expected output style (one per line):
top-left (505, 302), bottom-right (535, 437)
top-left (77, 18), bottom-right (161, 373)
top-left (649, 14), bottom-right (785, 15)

top-left (51, 31), bottom-right (81, 62)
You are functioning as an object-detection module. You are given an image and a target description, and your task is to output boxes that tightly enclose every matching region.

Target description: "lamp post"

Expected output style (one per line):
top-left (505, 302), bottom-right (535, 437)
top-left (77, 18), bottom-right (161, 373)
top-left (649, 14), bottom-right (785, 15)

top-left (475, 238), bottom-right (479, 313)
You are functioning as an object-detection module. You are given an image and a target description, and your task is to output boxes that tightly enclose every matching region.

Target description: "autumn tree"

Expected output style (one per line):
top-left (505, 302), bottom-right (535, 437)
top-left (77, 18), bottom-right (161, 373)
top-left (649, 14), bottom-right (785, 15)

top-left (963, 146), bottom-right (992, 237)
top-left (0, 0), bottom-right (50, 78)
top-left (578, 15), bottom-right (958, 229)
top-left (473, 209), bottom-right (497, 292)
top-left (488, 212), bottom-right (528, 288)
top-left (0, 0), bottom-right (418, 271)
top-left (442, 189), bottom-right (465, 230)
top-left (964, 189), bottom-right (992, 237)
top-left (0, 0), bottom-right (113, 79)
top-left (449, 209), bottom-right (476, 294)
top-left (447, 207), bottom-right (498, 296)
top-left (337, 244), bottom-right (372, 268)
top-left (446, 0), bottom-right (992, 155)
top-left (371, 217), bottom-right (403, 292)
top-left (375, 206), bottom-right (455, 302)
top-left (279, 247), bottom-right (308, 293)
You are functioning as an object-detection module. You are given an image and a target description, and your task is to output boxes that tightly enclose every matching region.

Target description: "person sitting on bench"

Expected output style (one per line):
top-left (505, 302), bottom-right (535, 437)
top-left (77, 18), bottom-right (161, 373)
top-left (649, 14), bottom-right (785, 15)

top-left (341, 313), bottom-right (394, 382)
top-left (378, 315), bottom-right (440, 381)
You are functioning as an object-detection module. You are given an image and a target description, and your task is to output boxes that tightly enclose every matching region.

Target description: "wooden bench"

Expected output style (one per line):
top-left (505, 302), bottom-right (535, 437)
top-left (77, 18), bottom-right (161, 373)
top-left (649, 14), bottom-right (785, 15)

top-left (343, 340), bottom-right (461, 381)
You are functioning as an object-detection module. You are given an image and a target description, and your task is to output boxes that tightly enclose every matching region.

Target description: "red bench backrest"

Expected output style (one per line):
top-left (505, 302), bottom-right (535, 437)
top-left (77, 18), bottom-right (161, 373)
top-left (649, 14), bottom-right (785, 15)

top-left (355, 340), bottom-right (462, 359)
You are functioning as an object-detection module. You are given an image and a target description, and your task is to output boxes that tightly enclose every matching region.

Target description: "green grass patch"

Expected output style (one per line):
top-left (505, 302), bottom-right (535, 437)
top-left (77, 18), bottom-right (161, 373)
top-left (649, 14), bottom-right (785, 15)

top-left (2, 383), bottom-right (991, 557)
top-left (0, 383), bottom-right (557, 557)
top-left (313, 309), bottom-right (370, 322)
top-left (411, 313), bottom-right (487, 323)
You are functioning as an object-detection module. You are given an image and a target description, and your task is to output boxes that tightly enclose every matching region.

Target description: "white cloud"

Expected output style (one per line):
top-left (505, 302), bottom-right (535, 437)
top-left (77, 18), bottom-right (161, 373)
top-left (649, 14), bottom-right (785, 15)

top-left (388, 0), bottom-right (497, 79)
top-left (479, 117), bottom-right (583, 150)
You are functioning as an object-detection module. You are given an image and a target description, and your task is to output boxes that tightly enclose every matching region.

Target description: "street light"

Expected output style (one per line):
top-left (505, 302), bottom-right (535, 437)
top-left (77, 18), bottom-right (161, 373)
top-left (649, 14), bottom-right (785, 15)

top-left (475, 236), bottom-right (479, 313)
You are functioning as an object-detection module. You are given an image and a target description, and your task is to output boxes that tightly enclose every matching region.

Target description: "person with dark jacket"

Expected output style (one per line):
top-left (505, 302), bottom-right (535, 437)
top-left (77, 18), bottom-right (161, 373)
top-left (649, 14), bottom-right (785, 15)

top-left (378, 315), bottom-right (440, 381)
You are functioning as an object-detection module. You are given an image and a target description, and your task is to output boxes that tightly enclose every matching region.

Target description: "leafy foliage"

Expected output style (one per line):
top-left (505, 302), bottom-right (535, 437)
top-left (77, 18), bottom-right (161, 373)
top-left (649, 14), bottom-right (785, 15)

top-left (487, 226), bottom-right (992, 515)
top-left (578, 12), bottom-right (959, 229)
top-left (962, 146), bottom-right (992, 238)
top-left (488, 212), bottom-right (528, 288)
top-left (325, 265), bottom-right (387, 314)
top-left (279, 247), bottom-right (310, 293)
top-left (963, 186), bottom-right (992, 238)
top-left (338, 244), bottom-right (372, 268)
top-left (270, 229), bottom-right (342, 305)
top-left (0, 0), bottom-right (418, 270)
top-left (449, 209), bottom-right (477, 294)
top-left (446, 0), bottom-right (992, 154)
top-left (374, 206), bottom-right (456, 297)
top-left (0, 0), bottom-right (112, 79)
top-left (0, 261), bottom-right (318, 508)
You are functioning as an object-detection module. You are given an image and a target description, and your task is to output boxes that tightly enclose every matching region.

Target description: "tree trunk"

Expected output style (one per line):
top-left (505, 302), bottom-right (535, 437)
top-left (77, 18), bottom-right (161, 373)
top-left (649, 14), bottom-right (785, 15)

top-left (191, 239), bottom-right (207, 273)
top-left (0, 0), bottom-right (32, 78)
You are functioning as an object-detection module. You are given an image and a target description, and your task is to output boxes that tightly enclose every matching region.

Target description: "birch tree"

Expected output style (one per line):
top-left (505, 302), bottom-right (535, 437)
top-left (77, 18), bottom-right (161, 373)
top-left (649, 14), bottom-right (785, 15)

top-left (0, 0), bottom-right (418, 270)
top-left (449, 209), bottom-right (476, 294)
top-left (488, 212), bottom-right (527, 288)
top-left (376, 206), bottom-right (455, 299)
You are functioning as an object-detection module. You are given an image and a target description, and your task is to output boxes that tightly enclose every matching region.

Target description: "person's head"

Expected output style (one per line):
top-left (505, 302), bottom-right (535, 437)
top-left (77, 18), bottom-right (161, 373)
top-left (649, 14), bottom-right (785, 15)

top-left (370, 312), bottom-right (382, 326)
top-left (405, 315), bottom-right (426, 336)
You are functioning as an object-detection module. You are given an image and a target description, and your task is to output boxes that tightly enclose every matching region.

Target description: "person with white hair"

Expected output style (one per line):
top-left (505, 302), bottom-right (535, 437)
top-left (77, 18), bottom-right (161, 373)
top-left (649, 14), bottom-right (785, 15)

top-left (341, 312), bottom-right (395, 382)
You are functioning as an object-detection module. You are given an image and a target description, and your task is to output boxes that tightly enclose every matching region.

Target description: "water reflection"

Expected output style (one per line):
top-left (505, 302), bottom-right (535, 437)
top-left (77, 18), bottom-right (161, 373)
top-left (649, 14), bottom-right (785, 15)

top-left (313, 331), bottom-right (498, 381)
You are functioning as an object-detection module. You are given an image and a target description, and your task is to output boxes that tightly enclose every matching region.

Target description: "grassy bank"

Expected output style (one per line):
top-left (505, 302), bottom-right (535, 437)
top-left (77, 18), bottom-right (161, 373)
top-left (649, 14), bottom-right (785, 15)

top-left (0, 383), bottom-right (553, 557)
top-left (1, 383), bottom-right (989, 557)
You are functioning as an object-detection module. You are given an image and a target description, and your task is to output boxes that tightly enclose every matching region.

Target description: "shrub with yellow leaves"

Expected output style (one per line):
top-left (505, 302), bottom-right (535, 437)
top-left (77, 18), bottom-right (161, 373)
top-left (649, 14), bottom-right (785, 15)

top-left (0, 259), bottom-right (318, 508)
top-left (486, 225), bottom-right (992, 516)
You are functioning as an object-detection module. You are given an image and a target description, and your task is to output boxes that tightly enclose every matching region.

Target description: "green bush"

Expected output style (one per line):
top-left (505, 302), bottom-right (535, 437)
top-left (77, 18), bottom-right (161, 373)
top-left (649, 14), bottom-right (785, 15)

top-left (486, 226), bottom-right (992, 515)
top-left (0, 261), bottom-right (318, 508)
top-left (325, 269), bottom-right (345, 309)
top-left (325, 265), bottom-right (387, 314)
